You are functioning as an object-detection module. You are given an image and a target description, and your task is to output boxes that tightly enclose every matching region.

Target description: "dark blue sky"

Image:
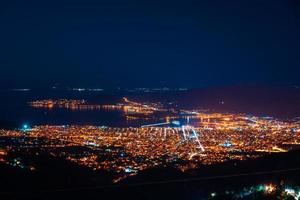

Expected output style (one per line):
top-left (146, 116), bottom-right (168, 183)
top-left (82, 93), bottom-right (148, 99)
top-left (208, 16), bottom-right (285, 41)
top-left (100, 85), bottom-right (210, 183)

top-left (0, 0), bottom-right (300, 88)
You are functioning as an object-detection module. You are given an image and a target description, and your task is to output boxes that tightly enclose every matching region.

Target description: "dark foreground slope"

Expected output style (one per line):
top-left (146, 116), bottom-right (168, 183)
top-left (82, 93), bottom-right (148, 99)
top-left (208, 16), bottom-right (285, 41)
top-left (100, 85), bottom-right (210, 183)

top-left (2, 150), bottom-right (300, 200)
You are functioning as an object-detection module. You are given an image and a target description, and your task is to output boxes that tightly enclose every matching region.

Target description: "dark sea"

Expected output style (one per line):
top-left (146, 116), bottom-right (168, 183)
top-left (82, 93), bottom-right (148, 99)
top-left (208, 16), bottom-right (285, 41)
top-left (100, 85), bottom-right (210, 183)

top-left (1, 85), bottom-right (299, 129)
top-left (0, 90), bottom-right (160, 129)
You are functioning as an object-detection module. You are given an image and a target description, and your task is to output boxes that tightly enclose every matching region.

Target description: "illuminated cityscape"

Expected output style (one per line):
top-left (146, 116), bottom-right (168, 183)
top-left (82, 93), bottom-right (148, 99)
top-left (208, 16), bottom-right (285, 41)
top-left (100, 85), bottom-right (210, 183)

top-left (1, 0), bottom-right (300, 199)
top-left (1, 98), bottom-right (300, 183)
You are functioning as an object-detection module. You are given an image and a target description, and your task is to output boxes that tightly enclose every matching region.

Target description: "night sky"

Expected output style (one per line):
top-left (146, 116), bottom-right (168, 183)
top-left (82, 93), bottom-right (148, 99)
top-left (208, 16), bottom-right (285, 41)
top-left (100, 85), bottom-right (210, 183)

top-left (1, 0), bottom-right (300, 88)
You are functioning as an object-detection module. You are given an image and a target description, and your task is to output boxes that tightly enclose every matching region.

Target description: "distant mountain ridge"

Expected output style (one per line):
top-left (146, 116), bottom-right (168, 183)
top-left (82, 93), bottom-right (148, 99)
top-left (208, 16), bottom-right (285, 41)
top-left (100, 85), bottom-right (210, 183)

top-left (131, 85), bottom-right (300, 119)
top-left (177, 85), bottom-right (300, 118)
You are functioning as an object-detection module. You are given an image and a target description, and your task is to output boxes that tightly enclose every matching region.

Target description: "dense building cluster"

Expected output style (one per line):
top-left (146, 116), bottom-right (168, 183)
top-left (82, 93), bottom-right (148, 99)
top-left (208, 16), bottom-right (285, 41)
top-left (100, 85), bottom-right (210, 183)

top-left (0, 111), bottom-right (300, 182)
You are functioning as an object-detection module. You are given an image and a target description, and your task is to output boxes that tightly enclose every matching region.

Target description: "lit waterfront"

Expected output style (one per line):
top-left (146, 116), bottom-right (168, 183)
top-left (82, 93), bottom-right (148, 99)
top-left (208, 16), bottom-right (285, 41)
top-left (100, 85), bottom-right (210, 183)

top-left (29, 97), bottom-right (165, 111)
